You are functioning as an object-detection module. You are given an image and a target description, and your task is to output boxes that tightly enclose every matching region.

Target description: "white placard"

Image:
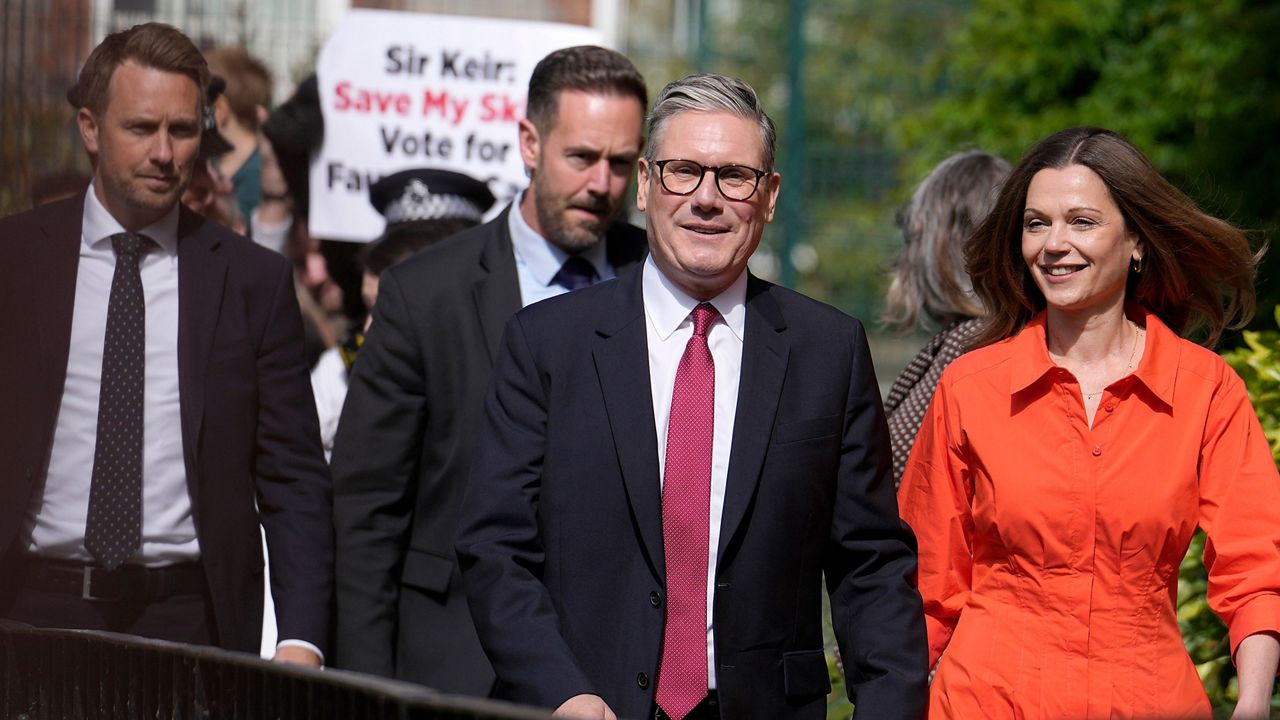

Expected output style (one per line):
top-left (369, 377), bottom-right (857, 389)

top-left (309, 9), bottom-right (602, 241)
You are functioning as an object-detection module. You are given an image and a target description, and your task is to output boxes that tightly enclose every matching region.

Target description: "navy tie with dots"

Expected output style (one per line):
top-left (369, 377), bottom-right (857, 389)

top-left (551, 255), bottom-right (598, 291)
top-left (85, 232), bottom-right (148, 571)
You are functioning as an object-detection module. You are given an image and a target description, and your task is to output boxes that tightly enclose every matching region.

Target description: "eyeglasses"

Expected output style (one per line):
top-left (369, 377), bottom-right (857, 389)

top-left (651, 159), bottom-right (767, 201)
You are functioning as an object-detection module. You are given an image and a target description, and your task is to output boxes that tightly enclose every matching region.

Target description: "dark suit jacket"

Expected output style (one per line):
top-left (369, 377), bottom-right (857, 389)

top-left (455, 268), bottom-right (929, 719)
top-left (330, 205), bottom-right (647, 693)
top-left (0, 193), bottom-right (333, 656)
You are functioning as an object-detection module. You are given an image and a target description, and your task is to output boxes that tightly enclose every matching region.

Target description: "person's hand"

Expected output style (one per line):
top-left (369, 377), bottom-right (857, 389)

top-left (272, 645), bottom-right (322, 668)
top-left (553, 694), bottom-right (617, 719)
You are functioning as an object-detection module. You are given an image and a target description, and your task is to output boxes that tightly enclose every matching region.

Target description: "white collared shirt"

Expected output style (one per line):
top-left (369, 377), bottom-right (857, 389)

top-left (28, 184), bottom-right (198, 566)
top-left (29, 187), bottom-right (323, 662)
top-left (642, 255), bottom-right (748, 689)
top-left (507, 195), bottom-right (614, 307)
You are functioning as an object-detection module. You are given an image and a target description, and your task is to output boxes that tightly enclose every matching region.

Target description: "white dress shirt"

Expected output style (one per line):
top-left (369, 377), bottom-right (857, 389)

top-left (310, 346), bottom-right (350, 463)
top-left (507, 195), bottom-right (615, 307)
top-left (642, 255), bottom-right (748, 689)
top-left (28, 184), bottom-right (197, 566)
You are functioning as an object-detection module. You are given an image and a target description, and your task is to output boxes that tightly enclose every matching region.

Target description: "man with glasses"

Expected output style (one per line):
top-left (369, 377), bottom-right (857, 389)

top-left (456, 74), bottom-right (928, 720)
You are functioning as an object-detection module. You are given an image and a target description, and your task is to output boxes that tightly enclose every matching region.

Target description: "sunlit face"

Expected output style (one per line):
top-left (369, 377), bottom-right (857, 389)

top-left (1021, 164), bottom-right (1142, 318)
top-left (637, 111), bottom-right (780, 301)
top-left (79, 61), bottom-right (202, 231)
top-left (518, 90), bottom-right (644, 253)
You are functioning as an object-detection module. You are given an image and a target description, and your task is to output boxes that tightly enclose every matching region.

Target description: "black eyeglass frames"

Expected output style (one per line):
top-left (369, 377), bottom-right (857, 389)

top-left (650, 159), bottom-right (767, 201)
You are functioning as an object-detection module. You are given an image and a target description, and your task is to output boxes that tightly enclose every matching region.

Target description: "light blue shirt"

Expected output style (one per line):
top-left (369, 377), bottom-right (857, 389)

top-left (506, 194), bottom-right (615, 307)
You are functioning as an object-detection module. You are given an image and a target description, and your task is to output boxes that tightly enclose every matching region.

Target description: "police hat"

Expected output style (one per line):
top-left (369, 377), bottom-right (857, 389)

top-left (369, 168), bottom-right (496, 226)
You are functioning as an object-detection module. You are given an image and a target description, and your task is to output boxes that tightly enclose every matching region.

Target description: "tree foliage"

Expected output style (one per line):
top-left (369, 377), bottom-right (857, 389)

top-left (901, 0), bottom-right (1280, 321)
top-left (1185, 309), bottom-right (1280, 713)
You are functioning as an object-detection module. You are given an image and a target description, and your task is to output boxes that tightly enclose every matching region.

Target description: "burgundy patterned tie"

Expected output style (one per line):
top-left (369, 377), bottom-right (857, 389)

top-left (656, 302), bottom-right (719, 720)
top-left (85, 233), bottom-right (148, 571)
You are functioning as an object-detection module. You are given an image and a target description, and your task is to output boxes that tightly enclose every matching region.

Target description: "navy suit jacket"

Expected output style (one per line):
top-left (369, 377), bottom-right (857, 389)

top-left (0, 193), bottom-right (333, 655)
top-left (330, 205), bottom-right (647, 692)
top-left (455, 267), bottom-right (929, 719)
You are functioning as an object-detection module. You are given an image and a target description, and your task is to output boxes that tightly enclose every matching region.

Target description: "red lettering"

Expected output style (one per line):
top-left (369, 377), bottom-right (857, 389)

top-left (479, 94), bottom-right (523, 123)
top-left (335, 80), bottom-right (352, 112)
top-left (333, 80), bottom-right (411, 117)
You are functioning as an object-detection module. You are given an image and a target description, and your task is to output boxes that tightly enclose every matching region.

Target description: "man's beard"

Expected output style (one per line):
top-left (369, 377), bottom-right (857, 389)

top-left (534, 187), bottom-right (617, 253)
top-left (118, 169), bottom-right (189, 217)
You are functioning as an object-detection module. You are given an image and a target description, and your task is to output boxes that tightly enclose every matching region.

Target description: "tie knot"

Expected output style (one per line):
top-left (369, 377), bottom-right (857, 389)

top-left (691, 302), bottom-right (719, 337)
top-left (552, 255), bottom-right (598, 292)
top-left (111, 233), bottom-right (149, 264)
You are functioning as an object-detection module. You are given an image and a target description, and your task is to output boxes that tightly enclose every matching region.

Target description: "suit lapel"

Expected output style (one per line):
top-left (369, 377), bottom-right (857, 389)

top-left (593, 270), bottom-right (665, 580)
top-left (472, 207), bottom-right (522, 363)
top-left (176, 209), bottom-right (226, 472)
top-left (35, 195), bottom-right (86, 397)
top-left (718, 277), bottom-right (789, 560)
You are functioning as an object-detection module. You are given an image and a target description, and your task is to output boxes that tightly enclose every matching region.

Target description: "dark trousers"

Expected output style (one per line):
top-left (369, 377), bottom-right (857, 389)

top-left (0, 556), bottom-right (217, 647)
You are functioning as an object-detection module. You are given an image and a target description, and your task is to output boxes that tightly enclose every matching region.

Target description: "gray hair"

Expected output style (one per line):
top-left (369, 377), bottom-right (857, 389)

top-left (883, 150), bottom-right (1012, 331)
top-left (645, 73), bottom-right (777, 171)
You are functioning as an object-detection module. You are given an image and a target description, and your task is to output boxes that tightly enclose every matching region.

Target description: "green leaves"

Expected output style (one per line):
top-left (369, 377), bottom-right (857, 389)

top-left (1176, 311), bottom-right (1280, 712)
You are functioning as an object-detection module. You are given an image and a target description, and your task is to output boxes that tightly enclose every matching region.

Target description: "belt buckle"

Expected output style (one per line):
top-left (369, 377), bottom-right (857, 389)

top-left (81, 566), bottom-right (103, 601)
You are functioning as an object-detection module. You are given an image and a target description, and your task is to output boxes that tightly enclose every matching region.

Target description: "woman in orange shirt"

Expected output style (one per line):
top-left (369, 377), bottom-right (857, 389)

top-left (899, 126), bottom-right (1280, 719)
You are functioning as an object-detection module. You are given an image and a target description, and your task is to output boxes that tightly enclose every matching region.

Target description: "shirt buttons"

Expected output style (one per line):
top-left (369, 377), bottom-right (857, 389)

top-left (1092, 444), bottom-right (1102, 456)
top-left (1105, 401), bottom-right (1116, 413)
top-left (650, 591), bottom-right (662, 608)
top-left (636, 672), bottom-right (650, 689)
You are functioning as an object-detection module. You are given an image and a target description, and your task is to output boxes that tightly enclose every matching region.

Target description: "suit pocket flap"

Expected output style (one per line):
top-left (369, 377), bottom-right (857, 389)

top-left (400, 549), bottom-right (455, 594)
top-left (774, 415), bottom-right (840, 445)
top-left (782, 649), bottom-right (831, 700)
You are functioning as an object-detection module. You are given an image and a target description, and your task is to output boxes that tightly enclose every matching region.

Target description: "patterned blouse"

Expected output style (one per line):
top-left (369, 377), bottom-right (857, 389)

top-left (883, 318), bottom-right (981, 487)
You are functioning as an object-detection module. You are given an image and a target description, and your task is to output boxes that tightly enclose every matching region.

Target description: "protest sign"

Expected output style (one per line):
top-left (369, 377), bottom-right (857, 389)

top-left (310, 9), bottom-right (602, 241)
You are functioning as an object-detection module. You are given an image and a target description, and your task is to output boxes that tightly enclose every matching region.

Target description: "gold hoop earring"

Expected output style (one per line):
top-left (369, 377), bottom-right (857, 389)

top-left (1131, 257), bottom-right (1143, 274)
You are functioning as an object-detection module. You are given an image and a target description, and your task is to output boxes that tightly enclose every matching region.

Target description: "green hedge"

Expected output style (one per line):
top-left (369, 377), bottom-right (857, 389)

top-left (1187, 308), bottom-right (1280, 715)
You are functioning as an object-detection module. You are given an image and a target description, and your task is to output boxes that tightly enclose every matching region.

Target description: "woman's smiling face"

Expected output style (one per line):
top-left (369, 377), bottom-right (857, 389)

top-left (1021, 164), bottom-right (1142, 318)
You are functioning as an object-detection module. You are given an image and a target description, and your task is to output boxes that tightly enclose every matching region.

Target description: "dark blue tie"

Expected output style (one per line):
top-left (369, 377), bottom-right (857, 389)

top-left (551, 255), bottom-right (598, 291)
top-left (85, 232), bottom-right (148, 571)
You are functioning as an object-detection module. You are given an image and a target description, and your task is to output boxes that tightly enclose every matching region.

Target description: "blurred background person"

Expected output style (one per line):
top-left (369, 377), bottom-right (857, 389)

top-left (204, 47), bottom-right (272, 230)
top-left (881, 150), bottom-right (1010, 487)
top-left (181, 75), bottom-right (245, 233)
top-left (259, 75), bottom-right (350, 366)
top-left (312, 168), bottom-right (494, 460)
top-left (899, 126), bottom-right (1280, 719)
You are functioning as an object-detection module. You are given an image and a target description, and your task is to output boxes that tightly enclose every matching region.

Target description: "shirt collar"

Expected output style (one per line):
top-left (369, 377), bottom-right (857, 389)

top-left (1008, 306), bottom-right (1177, 408)
top-left (507, 193), bottom-right (609, 287)
top-left (642, 254), bottom-right (747, 342)
top-left (82, 181), bottom-right (180, 256)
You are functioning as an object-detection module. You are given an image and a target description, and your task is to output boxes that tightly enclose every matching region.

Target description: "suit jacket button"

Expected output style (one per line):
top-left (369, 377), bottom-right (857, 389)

top-left (636, 672), bottom-right (650, 689)
top-left (649, 591), bottom-right (662, 607)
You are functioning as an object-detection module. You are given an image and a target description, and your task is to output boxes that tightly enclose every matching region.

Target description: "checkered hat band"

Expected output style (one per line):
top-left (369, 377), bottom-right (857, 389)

top-left (383, 193), bottom-right (484, 224)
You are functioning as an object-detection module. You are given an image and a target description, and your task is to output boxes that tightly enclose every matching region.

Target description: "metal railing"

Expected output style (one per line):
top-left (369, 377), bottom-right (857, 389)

top-left (0, 621), bottom-right (550, 720)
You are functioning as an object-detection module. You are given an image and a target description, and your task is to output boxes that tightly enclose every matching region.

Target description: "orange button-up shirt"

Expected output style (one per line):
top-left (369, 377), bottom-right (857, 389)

top-left (899, 309), bottom-right (1280, 719)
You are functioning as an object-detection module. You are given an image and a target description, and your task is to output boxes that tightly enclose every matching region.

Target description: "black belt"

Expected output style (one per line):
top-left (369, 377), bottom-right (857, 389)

top-left (655, 690), bottom-right (720, 720)
top-left (20, 556), bottom-right (205, 601)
